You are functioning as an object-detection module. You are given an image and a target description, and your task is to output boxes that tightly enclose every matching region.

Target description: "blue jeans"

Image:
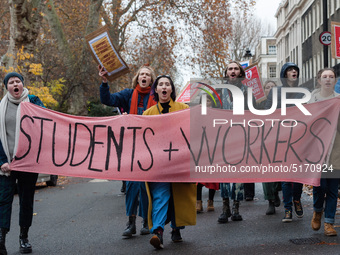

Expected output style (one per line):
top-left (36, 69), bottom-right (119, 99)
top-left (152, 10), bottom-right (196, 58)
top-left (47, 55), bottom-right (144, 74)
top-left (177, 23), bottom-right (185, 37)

top-left (220, 183), bottom-right (244, 201)
top-left (282, 182), bottom-right (303, 211)
top-left (125, 181), bottom-right (148, 219)
top-left (313, 178), bottom-right (339, 224)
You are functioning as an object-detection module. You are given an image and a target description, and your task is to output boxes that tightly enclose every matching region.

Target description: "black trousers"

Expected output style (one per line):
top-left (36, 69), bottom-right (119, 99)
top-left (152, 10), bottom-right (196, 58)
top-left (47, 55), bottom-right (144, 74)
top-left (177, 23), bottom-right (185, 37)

top-left (0, 171), bottom-right (38, 230)
top-left (244, 183), bottom-right (255, 199)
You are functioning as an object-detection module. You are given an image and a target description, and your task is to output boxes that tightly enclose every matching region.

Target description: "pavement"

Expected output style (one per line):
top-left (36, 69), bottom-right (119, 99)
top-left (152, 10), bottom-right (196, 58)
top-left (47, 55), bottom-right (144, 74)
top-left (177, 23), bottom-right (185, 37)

top-left (4, 178), bottom-right (340, 255)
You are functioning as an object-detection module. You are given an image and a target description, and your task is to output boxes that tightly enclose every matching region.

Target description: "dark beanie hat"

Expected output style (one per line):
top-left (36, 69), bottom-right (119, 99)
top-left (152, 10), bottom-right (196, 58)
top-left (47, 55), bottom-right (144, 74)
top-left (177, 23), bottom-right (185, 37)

top-left (3, 72), bottom-right (24, 89)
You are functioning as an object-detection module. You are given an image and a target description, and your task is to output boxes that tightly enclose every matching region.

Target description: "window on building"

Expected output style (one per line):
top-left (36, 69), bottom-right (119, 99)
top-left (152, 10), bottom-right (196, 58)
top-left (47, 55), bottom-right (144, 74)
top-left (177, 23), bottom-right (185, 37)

top-left (316, 3), bottom-right (319, 28)
top-left (320, 2), bottom-right (323, 26)
top-left (332, 55), bottom-right (336, 66)
top-left (269, 66), bottom-right (276, 78)
top-left (313, 56), bottom-right (316, 78)
top-left (303, 17), bottom-right (306, 41)
top-left (268, 45), bottom-right (276, 55)
top-left (306, 15), bottom-right (309, 38)
top-left (313, 6), bottom-right (316, 33)
top-left (309, 12), bottom-right (312, 36)
top-left (285, 34), bottom-right (289, 57)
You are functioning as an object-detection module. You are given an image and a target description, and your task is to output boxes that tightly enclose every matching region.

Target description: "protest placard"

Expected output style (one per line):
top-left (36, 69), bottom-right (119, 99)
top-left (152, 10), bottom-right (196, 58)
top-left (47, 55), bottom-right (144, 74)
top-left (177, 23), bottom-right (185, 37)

top-left (242, 64), bottom-right (266, 103)
top-left (331, 21), bottom-right (340, 59)
top-left (176, 82), bottom-right (193, 103)
top-left (86, 26), bottom-right (129, 81)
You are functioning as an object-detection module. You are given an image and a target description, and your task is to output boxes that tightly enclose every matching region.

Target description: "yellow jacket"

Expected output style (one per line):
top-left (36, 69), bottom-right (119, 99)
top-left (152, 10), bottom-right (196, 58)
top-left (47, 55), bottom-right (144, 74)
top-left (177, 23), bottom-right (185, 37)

top-left (143, 99), bottom-right (189, 115)
top-left (143, 99), bottom-right (196, 228)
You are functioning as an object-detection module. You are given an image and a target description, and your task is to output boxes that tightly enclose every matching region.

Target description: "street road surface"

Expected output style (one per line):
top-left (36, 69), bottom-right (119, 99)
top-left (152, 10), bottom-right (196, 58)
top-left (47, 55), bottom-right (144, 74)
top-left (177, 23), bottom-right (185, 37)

top-left (5, 178), bottom-right (340, 254)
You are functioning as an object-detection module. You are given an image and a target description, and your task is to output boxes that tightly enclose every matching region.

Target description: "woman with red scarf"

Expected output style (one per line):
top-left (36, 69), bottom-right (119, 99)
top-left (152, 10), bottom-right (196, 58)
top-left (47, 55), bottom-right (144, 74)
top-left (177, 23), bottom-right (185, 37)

top-left (99, 65), bottom-right (157, 237)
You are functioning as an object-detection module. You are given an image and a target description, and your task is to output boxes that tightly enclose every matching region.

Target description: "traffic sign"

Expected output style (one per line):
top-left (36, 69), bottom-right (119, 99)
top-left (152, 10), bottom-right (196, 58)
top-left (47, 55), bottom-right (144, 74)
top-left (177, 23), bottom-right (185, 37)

top-left (319, 31), bottom-right (331, 46)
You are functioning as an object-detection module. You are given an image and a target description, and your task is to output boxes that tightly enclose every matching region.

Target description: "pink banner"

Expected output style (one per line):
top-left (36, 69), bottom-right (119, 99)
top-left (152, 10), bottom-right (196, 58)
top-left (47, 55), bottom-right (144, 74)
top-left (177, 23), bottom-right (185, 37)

top-left (11, 98), bottom-right (340, 186)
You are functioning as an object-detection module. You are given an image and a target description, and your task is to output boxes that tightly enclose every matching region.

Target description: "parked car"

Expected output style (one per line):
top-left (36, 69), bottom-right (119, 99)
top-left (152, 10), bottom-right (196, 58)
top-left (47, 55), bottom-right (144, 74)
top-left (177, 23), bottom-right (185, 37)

top-left (37, 174), bottom-right (58, 186)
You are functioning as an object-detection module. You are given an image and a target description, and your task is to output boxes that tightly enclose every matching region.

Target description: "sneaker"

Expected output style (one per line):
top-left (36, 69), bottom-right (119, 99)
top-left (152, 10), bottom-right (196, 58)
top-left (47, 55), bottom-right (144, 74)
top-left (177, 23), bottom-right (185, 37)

top-left (171, 229), bottom-right (183, 243)
top-left (293, 200), bottom-right (304, 218)
top-left (150, 230), bottom-right (164, 249)
top-left (282, 210), bottom-right (292, 222)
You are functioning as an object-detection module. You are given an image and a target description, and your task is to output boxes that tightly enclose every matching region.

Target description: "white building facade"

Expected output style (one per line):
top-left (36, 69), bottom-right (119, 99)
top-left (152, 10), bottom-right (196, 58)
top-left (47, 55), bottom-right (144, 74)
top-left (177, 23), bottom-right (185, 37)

top-left (275, 0), bottom-right (340, 88)
top-left (253, 36), bottom-right (277, 79)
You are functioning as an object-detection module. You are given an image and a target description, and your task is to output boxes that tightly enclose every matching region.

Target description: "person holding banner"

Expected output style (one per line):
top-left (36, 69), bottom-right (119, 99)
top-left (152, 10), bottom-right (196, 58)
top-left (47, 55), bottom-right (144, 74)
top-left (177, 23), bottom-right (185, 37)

top-left (143, 75), bottom-right (196, 250)
top-left (219, 61), bottom-right (249, 223)
top-left (196, 96), bottom-right (219, 212)
top-left (258, 80), bottom-right (282, 215)
top-left (0, 72), bottom-right (45, 255)
top-left (257, 80), bottom-right (278, 110)
top-left (99, 65), bottom-right (157, 238)
top-left (264, 80), bottom-right (277, 97)
top-left (309, 68), bottom-right (340, 236)
top-left (265, 62), bottom-right (305, 222)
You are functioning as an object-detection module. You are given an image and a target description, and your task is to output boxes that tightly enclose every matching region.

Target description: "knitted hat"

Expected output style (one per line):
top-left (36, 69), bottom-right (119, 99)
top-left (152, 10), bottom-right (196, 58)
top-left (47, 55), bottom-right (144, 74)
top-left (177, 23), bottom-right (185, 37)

top-left (3, 72), bottom-right (24, 89)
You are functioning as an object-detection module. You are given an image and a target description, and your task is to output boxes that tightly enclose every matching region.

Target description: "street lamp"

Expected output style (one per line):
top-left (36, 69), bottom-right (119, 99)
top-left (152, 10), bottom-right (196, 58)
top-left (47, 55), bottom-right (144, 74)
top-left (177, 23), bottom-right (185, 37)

top-left (243, 48), bottom-right (252, 60)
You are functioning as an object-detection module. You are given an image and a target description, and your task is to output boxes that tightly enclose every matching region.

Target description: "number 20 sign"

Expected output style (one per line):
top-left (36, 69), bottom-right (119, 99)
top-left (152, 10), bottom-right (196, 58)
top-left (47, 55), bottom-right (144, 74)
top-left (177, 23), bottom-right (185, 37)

top-left (319, 31), bottom-right (331, 46)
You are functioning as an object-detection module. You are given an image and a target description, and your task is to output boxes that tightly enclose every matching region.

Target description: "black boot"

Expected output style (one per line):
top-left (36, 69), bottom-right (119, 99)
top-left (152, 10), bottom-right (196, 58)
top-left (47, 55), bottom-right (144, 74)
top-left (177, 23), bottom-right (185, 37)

top-left (231, 200), bottom-right (243, 221)
top-left (266, 200), bottom-right (276, 215)
top-left (122, 216), bottom-right (136, 237)
top-left (140, 219), bottom-right (150, 235)
top-left (218, 198), bottom-right (231, 223)
top-left (274, 192), bottom-right (281, 207)
top-left (0, 228), bottom-right (8, 255)
top-left (121, 181), bottom-right (126, 193)
top-left (171, 229), bottom-right (183, 242)
top-left (19, 227), bottom-right (32, 254)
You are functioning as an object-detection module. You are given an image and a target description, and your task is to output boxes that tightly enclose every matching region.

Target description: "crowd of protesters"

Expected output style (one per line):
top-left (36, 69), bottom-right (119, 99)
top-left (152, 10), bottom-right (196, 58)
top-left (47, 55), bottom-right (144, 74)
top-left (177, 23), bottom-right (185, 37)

top-left (0, 61), bottom-right (339, 254)
top-left (97, 61), bottom-right (339, 250)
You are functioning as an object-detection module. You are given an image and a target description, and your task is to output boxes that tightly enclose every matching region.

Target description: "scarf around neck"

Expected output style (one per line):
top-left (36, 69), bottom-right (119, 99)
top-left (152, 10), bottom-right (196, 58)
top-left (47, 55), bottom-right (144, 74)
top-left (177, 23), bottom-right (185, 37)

top-left (129, 84), bottom-right (157, 115)
top-left (0, 88), bottom-right (29, 175)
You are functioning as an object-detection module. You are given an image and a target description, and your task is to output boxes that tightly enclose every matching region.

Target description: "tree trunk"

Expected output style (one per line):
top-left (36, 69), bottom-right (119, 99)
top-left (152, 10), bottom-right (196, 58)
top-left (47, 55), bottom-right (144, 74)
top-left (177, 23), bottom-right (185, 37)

top-left (44, 0), bottom-right (103, 115)
top-left (3, 1), bottom-right (17, 68)
top-left (3, 0), bottom-right (43, 82)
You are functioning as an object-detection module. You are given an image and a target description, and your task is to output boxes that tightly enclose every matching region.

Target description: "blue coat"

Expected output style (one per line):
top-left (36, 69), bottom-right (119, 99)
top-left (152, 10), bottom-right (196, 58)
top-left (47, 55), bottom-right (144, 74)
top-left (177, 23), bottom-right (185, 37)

top-left (100, 83), bottom-right (152, 115)
top-left (0, 95), bottom-right (45, 166)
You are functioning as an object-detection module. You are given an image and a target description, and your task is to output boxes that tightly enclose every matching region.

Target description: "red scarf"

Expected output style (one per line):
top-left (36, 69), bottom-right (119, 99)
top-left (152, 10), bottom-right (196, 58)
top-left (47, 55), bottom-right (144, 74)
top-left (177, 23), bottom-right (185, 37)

top-left (129, 84), bottom-right (157, 114)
